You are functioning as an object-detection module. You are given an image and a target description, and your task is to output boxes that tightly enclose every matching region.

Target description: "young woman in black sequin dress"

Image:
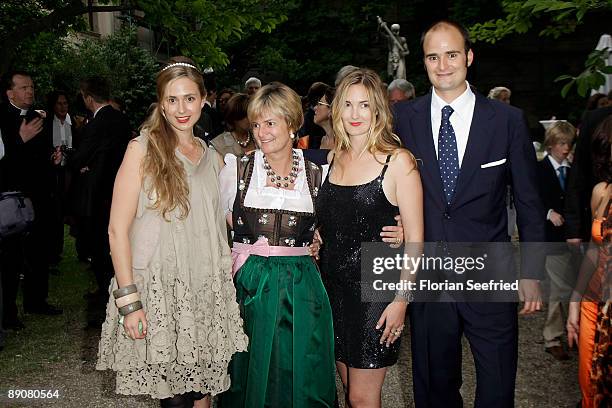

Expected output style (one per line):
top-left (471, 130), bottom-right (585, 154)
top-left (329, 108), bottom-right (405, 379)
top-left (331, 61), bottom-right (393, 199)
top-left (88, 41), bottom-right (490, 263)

top-left (316, 68), bottom-right (423, 407)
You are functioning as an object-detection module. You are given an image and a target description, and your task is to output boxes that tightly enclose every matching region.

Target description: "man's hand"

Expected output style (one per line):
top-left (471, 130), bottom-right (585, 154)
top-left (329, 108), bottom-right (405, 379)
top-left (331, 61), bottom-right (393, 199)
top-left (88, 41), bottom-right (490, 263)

top-left (548, 210), bottom-right (564, 227)
top-left (19, 117), bottom-right (43, 142)
top-left (52, 147), bottom-right (63, 165)
top-left (518, 279), bottom-right (542, 315)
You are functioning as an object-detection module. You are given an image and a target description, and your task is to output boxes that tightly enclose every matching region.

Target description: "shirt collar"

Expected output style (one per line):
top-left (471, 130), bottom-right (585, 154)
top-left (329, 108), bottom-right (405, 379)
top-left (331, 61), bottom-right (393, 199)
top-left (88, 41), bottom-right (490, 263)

top-left (9, 101), bottom-right (28, 116)
top-left (431, 81), bottom-right (474, 119)
top-left (93, 104), bottom-right (110, 118)
top-left (547, 154), bottom-right (570, 169)
top-left (54, 113), bottom-right (71, 126)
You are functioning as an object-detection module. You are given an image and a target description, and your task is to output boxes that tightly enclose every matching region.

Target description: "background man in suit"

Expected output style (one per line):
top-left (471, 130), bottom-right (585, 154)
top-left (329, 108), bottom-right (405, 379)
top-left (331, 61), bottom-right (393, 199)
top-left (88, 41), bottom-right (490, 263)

top-left (394, 20), bottom-right (545, 407)
top-left (70, 77), bottom-right (130, 304)
top-left (537, 121), bottom-right (576, 361)
top-left (0, 71), bottom-right (61, 326)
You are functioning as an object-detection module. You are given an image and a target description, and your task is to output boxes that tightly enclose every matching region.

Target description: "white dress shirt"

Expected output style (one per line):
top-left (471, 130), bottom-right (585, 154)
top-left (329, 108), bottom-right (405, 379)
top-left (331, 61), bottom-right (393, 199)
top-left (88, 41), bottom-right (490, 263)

top-left (52, 114), bottom-right (73, 148)
top-left (430, 82), bottom-right (476, 167)
top-left (219, 149), bottom-right (329, 215)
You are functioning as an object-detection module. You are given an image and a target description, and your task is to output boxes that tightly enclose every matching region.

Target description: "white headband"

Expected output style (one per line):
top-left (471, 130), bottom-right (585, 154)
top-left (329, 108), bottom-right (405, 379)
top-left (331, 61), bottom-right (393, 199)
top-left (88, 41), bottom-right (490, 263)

top-left (161, 62), bottom-right (198, 72)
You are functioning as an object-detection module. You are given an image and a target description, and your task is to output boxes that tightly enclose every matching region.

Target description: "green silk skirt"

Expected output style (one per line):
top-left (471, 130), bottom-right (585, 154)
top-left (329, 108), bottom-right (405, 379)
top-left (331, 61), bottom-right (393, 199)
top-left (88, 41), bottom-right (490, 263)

top-left (219, 255), bottom-right (336, 408)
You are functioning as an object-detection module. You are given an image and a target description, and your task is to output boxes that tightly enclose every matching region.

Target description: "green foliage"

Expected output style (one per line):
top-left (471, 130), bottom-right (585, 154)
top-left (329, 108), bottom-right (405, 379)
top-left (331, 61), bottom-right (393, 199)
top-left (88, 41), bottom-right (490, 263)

top-left (58, 28), bottom-right (158, 128)
top-left (221, 1), bottom-right (395, 92)
top-left (555, 47), bottom-right (612, 97)
top-left (469, 0), bottom-right (612, 98)
top-left (135, 0), bottom-right (294, 68)
top-left (14, 28), bottom-right (158, 129)
top-left (469, 0), bottom-right (612, 43)
top-left (1, 1), bottom-right (292, 71)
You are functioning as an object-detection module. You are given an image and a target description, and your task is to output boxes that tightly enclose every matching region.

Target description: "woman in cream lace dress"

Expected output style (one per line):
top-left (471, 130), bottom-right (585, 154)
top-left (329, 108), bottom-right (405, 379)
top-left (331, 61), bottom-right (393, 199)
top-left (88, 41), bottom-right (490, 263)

top-left (96, 57), bottom-right (247, 408)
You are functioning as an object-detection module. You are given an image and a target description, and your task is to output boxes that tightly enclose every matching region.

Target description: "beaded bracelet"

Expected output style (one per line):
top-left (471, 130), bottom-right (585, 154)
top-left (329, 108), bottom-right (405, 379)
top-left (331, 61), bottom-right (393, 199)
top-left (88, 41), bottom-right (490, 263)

top-left (113, 284), bottom-right (137, 299)
top-left (118, 300), bottom-right (143, 316)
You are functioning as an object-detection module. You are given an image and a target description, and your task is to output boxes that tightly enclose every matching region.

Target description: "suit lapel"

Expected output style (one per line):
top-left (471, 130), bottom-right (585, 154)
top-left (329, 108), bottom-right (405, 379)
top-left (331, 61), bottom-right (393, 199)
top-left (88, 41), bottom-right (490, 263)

top-left (411, 93), bottom-right (446, 210)
top-left (452, 94), bottom-right (495, 206)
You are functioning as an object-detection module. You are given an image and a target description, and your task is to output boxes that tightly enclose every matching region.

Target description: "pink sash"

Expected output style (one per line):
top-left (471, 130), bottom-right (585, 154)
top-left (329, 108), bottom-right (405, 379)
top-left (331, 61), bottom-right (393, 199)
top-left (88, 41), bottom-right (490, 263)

top-left (231, 237), bottom-right (310, 277)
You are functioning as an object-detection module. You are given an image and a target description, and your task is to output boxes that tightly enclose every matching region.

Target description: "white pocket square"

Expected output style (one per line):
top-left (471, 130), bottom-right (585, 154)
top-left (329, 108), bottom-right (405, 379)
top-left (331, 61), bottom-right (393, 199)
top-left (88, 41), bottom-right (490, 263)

top-left (480, 158), bottom-right (506, 168)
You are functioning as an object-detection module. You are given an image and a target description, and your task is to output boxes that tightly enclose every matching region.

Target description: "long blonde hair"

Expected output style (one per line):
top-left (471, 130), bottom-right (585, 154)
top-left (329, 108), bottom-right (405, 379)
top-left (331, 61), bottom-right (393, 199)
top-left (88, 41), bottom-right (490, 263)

top-left (140, 57), bottom-right (206, 220)
top-left (331, 68), bottom-right (401, 157)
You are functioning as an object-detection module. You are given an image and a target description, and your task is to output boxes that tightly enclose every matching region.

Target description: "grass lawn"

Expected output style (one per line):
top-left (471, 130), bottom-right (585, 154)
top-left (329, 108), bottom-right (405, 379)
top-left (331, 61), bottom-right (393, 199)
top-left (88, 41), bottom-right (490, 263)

top-left (0, 229), bottom-right (97, 379)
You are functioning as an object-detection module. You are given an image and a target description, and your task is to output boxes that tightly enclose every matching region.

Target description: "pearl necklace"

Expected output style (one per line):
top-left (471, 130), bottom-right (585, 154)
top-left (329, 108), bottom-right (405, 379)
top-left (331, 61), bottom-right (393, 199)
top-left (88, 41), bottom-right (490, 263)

top-left (263, 150), bottom-right (299, 188)
top-left (233, 131), bottom-right (251, 148)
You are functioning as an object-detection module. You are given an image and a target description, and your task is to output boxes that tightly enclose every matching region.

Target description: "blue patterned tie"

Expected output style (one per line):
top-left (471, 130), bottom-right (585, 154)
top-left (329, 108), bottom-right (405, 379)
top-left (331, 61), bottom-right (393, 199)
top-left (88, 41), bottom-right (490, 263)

top-left (438, 105), bottom-right (459, 204)
top-left (558, 166), bottom-right (567, 190)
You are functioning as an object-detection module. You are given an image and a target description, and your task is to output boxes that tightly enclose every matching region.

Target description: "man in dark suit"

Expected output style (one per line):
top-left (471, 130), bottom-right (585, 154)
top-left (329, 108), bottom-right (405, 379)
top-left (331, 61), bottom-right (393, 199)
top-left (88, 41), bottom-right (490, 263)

top-left (70, 77), bottom-right (130, 298)
top-left (0, 71), bottom-right (60, 325)
top-left (394, 21), bottom-right (545, 407)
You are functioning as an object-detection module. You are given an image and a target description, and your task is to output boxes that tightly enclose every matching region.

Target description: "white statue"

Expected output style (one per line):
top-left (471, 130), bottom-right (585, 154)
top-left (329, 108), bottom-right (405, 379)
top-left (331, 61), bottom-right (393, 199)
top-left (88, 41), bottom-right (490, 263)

top-left (378, 17), bottom-right (409, 80)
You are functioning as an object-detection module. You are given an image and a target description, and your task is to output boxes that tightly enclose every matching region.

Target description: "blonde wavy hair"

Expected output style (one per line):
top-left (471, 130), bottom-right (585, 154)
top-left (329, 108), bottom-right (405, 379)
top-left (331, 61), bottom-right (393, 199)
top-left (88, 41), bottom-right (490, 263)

top-left (140, 56), bottom-right (205, 220)
top-left (331, 68), bottom-right (401, 158)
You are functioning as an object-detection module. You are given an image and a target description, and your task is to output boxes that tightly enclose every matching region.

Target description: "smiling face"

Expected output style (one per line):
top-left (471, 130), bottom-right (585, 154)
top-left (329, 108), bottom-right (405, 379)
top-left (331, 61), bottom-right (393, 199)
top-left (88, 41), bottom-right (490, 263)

top-left (251, 111), bottom-right (292, 155)
top-left (340, 84), bottom-right (372, 138)
top-left (423, 24), bottom-right (473, 102)
top-left (161, 77), bottom-right (205, 135)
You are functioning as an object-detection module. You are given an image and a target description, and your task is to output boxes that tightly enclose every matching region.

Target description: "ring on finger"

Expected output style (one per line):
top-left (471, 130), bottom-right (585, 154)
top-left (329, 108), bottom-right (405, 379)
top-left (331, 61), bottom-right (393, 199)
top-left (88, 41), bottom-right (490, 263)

top-left (395, 237), bottom-right (401, 244)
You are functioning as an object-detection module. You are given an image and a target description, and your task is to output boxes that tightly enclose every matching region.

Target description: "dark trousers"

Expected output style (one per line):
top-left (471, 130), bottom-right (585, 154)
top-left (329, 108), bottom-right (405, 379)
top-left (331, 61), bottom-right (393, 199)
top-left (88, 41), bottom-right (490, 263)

top-left (48, 168), bottom-right (66, 264)
top-left (1, 211), bottom-right (51, 314)
top-left (1, 237), bottom-right (23, 323)
top-left (409, 302), bottom-right (518, 408)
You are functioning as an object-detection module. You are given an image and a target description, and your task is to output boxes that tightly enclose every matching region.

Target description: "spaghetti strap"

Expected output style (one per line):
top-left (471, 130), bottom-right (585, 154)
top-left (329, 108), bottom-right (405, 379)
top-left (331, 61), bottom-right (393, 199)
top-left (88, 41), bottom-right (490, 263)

top-left (326, 153), bottom-right (336, 182)
top-left (379, 154), bottom-right (392, 180)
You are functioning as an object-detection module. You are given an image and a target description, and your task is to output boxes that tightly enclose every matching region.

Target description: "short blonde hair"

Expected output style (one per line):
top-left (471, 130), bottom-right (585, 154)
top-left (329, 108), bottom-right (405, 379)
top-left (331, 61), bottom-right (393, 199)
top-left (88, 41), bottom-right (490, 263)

top-left (247, 82), bottom-right (303, 133)
top-left (331, 68), bottom-right (401, 156)
top-left (544, 121), bottom-right (576, 151)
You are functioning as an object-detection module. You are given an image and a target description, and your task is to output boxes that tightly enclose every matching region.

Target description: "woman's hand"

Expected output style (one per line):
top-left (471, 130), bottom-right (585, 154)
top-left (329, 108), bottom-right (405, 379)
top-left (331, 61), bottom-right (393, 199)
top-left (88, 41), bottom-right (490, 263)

top-left (380, 215), bottom-right (404, 247)
top-left (566, 301), bottom-right (580, 348)
top-left (376, 301), bottom-right (407, 347)
top-left (123, 308), bottom-right (147, 340)
top-left (309, 229), bottom-right (323, 260)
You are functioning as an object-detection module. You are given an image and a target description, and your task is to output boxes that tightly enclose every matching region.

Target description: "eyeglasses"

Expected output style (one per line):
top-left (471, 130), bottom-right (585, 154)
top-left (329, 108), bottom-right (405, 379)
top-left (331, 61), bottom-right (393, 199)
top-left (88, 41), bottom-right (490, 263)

top-left (317, 101), bottom-right (330, 107)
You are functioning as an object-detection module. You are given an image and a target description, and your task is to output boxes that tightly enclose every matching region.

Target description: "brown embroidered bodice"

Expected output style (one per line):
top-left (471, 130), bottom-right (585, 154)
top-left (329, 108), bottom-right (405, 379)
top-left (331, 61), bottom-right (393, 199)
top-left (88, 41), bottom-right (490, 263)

top-left (231, 152), bottom-right (322, 247)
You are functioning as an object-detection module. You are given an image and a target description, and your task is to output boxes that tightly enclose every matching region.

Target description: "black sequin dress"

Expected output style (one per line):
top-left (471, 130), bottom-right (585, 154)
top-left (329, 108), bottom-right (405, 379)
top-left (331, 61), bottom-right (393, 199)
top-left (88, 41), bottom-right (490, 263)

top-left (316, 155), bottom-right (401, 368)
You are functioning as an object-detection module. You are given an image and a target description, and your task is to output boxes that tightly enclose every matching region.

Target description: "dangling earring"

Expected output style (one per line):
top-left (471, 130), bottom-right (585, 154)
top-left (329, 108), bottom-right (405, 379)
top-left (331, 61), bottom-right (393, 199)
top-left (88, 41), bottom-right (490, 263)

top-left (289, 132), bottom-right (295, 139)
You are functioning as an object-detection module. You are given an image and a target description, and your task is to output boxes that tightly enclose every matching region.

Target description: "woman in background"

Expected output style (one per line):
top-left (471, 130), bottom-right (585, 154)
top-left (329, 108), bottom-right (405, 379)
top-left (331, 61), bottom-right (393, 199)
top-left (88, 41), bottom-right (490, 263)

top-left (209, 93), bottom-right (256, 158)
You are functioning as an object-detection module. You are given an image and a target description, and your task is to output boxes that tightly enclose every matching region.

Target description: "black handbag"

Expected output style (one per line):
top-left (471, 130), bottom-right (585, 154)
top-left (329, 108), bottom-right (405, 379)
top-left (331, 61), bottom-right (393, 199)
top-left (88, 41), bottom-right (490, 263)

top-left (0, 191), bottom-right (35, 239)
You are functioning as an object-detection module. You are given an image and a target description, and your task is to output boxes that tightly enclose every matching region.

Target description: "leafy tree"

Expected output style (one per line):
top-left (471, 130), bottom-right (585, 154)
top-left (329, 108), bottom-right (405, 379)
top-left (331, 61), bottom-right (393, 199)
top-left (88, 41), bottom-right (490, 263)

top-left (15, 28), bottom-right (158, 129)
top-left (469, 0), bottom-right (612, 97)
top-left (0, 0), bottom-right (292, 72)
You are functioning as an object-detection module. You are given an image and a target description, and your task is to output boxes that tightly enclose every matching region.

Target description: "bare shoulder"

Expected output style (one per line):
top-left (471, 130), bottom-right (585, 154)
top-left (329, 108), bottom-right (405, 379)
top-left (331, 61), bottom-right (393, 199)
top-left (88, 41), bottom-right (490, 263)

top-left (389, 148), bottom-right (418, 174)
top-left (592, 181), bottom-right (610, 199)
top-left (590, 182), bottom-right (611, 215)
top-left (124, 138), bottom-right (146, 160)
